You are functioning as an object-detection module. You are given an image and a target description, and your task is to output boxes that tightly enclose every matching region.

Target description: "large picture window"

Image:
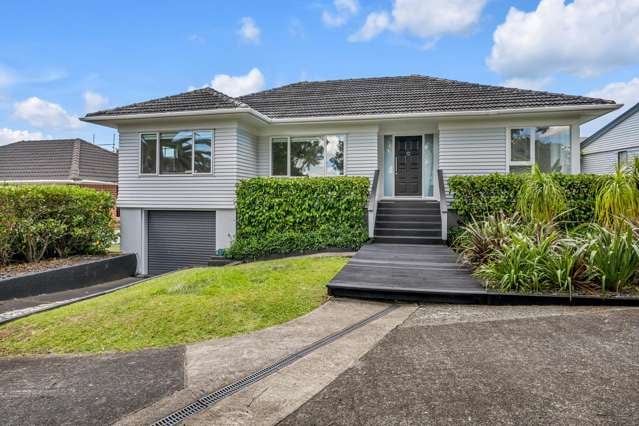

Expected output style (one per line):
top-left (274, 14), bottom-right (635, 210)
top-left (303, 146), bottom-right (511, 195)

top-left (271, 135), bottom-right (345, 177)
top-left (508, 126), bottom-right (571, 174)
top-left (140, 130), bottom-right (213, 175)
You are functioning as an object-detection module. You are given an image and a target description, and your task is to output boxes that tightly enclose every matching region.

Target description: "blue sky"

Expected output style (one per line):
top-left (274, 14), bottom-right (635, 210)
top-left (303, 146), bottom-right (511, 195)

top-left (1, 0), bottom-right (638, 148)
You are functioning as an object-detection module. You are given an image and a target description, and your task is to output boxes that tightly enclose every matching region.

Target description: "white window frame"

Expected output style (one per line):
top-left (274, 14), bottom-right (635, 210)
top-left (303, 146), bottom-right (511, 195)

top-left (506, 126), bottom-right (571, 173)
top-left (139, 129), bottom-right (214, 176)
top-left (269, 135), bottom-right (347, 177)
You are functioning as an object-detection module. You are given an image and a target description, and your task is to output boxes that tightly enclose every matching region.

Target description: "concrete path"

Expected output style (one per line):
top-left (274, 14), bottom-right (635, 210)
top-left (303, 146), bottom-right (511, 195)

top-left (283, 305), bottom-right (639, 425)
top-left (118, 299), bottom-right (414, 425)
top-left (0, 276), bottom-right (141, 323)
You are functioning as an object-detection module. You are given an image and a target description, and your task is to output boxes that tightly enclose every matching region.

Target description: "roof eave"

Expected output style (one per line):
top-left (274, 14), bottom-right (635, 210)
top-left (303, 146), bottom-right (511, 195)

top-left (80, 107), bottom-right (271, 126)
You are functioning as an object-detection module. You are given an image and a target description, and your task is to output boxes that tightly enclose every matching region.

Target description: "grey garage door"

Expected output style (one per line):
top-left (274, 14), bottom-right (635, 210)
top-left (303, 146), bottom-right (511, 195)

top-left (147, 211), bottom-right (216, 275)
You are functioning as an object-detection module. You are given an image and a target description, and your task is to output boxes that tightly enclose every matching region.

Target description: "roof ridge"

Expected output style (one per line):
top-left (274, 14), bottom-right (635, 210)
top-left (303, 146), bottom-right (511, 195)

top-left (69, 139), bottom-right (81, 180)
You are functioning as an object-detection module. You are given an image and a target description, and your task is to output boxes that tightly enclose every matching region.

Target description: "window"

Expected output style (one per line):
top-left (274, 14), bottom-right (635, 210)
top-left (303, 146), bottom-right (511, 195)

top-left (508, 126), bottom-right (571, 173)
top-left (140, 130), bottom-right (213, 175)
top-left (271, 135), bottom-right (345, 177)
top-left (140, 133), bottom-right (157, 174)
top-left (618, 151), bottom-right (629, 166)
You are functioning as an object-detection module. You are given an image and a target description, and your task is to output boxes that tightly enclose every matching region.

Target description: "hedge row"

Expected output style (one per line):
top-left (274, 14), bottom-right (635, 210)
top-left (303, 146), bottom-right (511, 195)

top-left (0, 185), bottom-right (116, 265)
top-left (448, 173), bottom-right (607, 225)
top-left (226, 177), bottom-right (370, 259)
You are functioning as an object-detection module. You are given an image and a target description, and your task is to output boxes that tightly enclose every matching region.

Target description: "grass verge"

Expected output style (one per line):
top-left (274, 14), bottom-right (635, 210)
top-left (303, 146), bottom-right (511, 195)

top-left (0, 256), bottom-right (348, 356)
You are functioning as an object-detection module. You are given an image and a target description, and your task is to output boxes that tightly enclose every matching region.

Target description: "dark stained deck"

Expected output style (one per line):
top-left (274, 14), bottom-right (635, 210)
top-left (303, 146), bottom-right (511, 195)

top-left (327, 243), bottom-right (639, 306)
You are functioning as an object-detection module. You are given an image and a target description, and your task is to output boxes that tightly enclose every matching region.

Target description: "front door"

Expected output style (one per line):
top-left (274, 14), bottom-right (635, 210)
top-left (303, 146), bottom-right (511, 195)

top-left (395, 136), bottom-right (422, 196)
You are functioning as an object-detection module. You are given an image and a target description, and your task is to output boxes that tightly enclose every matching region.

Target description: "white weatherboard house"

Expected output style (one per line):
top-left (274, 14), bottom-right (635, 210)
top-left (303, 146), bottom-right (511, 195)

top-left (82, 75), bottom-right (619, 275)
top-left (582, 102), bottom-right (639, 174)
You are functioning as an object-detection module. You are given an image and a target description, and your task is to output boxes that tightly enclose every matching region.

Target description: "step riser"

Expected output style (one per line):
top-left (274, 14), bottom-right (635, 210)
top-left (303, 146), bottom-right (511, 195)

top-left (377, 208), bottom-right (440, 215)
top-left (375, 229), bottom-right (441, 237)
top-left (376, 214), bottom-right (441, 222)
top-left (373, 236), bottom-right (443, 245)
top-left (375, 223), bottom-right (441, 231)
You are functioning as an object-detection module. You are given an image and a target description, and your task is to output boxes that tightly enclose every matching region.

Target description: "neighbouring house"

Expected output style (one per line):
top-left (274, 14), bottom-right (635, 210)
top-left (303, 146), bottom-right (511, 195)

top-left (581, 102), bottom-right (639, 174)
top-left (0, 138), bottom-right (118, 216)
top-left (81, 75), bottom-right (618, 275)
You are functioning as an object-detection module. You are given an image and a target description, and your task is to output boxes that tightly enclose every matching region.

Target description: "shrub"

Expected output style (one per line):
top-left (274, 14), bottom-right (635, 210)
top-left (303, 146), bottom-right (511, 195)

top-left (0, 185), bottom-right (115, 264)
top-left (595, 165), bottom-right (639, 229)
top-left (517, 164), bottom-right (566, 223)
top-left (453, 213), bottom-right (519, 266)
top-left (227, 177), bottom-right (370, 259)
top-left (449, 172), bottom-right (603, 226)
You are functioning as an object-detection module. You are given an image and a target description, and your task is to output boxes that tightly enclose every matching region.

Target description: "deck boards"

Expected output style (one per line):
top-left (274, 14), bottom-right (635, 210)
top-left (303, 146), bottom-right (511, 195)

top-left (329, 243), bottom-right (483, 293)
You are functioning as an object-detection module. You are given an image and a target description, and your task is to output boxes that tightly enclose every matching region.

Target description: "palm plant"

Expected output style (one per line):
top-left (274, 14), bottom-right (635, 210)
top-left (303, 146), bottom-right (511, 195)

top-left (517, 164), bottom-right (567, 224)
top-left (595, 164), bottom-right (639, 229)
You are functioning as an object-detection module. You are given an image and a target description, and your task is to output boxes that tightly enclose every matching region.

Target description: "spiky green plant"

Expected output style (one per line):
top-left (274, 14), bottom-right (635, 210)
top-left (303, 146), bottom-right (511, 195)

top-left (516, 164), bottom-right (567, 224)
top-left (595, 164), bottom-right (639, 229)
top-left (453, 213), bottom-right (519, 266)
top-left (582, 224), bottom-right (639, 293)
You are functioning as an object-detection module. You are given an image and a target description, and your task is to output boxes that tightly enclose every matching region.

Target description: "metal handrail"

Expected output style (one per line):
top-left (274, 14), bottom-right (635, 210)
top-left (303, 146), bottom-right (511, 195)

top-left (437, 169), bottom-right (448, 241)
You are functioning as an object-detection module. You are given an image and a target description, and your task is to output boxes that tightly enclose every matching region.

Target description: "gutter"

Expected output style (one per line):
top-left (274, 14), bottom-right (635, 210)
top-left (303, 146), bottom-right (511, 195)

top-left (81, 103), bottom-right (621, 126)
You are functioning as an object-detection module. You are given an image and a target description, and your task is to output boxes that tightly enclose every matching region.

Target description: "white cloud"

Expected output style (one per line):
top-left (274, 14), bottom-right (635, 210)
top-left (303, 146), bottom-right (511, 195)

top-left (13, 97), bottom-right (83, 130)
top-left (502, 77), bottom-right (553, 91)
top-left (0, 128), bottom-right (47, 146)
top-left (488, 0), bottom-right (639, 80)
top-left (83, 90), bottom-right (109, 112)
top-left (238, 17), bottom-right (260, 44)
top-left (349, 0), bottom-right (486, 43)
top-left (581, 77), bottom-right (639, 136)
top-left (322, 0), bottom-right (360, 28)
top-left (0, 65), bottom-right (16, 88)
top-left (208, 68), bottom-right (265, 97)
top-left (348, 12), bottom-right (391, 42)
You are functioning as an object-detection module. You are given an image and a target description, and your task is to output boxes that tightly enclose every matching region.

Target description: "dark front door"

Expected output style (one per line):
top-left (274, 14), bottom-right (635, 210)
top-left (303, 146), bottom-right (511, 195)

top-left (395, 136), bottom-right (422, 196)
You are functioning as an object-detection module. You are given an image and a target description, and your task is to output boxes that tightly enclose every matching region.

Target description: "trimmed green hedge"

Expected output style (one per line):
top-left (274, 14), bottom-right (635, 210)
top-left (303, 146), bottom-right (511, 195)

top-left (448, 173), bottom-right (606, 226)
top-left (226, 177), bottom-right (370, 259)
top-left (0, 185), bottom-right (116, 265)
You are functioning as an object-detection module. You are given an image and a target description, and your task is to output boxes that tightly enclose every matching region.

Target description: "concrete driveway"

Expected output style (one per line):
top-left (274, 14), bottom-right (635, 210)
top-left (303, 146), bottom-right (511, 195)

top-left (1, 302), bottom-right (638, 425)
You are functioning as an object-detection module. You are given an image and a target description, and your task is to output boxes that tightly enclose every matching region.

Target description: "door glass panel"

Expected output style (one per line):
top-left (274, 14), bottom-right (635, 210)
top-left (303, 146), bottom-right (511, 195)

top-left (383, 135), bottom-right (393, 196)
top-left (423, 134), bottom-right (434, 197)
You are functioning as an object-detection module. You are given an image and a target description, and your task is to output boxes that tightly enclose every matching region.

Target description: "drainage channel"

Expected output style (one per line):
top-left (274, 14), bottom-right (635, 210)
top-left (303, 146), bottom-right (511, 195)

top-left (150, 304), bottom-right (399, 426)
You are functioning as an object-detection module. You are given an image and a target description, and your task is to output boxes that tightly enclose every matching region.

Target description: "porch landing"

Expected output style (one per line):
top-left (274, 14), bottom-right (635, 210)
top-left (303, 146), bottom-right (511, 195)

top-left (327, 243), bottom-right (639, 306)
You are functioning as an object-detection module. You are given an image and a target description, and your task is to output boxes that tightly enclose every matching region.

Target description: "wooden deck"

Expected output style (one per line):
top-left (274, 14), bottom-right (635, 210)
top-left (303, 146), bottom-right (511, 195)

top-left (328, 243), bottom-right (639, 306)
top-left (328, 243), bottom-right (483, 301)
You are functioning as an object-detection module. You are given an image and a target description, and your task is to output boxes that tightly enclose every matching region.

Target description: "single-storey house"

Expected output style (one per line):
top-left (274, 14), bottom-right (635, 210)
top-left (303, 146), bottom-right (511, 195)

top-left (82, 75), bottom-right (619, 275)
top-left (581, 102), bottom-right (639, 174)
top-left (0, 138), bottom-right (118, 202)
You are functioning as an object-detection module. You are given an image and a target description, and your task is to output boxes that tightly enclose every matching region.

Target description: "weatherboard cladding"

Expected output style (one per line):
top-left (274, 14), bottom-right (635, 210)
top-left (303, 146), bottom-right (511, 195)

top-left (84, 75), bottom-right (615, 120)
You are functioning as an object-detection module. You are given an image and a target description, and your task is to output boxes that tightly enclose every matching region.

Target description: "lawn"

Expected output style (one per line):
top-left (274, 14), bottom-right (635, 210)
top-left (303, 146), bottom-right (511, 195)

top-left (0, 256), bottom-right (348, 356)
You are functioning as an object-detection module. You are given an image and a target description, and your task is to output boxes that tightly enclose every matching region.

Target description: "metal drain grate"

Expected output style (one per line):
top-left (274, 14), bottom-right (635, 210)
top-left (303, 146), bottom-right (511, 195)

top-left (151, 304), bottom-right (399, 426)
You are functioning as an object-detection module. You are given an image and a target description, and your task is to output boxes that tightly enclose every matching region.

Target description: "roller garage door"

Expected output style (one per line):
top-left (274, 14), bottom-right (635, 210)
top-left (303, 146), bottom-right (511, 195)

top-left (147, 211), bottom-right (216, 275)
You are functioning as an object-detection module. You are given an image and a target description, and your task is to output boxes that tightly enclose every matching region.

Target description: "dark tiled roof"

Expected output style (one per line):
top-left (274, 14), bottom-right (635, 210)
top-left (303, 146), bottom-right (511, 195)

top-left (0, 139), bottom-right (117, 183)
top-left (84, 75), bottom-right (616, 120)
top-left (582, 102), bottom-right (639, 148)
top-left (85, 87), bottom-right (247, 117)
top-left (239, 76), bottom-right (615, 118)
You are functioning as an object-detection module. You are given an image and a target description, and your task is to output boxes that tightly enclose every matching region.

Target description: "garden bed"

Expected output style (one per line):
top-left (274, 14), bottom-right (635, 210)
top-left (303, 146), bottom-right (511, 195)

top-left (0, 255), bottom-right (116, 280)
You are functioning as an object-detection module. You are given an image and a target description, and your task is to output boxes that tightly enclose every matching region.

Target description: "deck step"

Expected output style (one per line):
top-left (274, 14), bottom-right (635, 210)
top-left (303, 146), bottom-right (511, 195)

top-left (375, 228), bottom-right (441, 237)
top-left (376, 213), bottom-right (441, 221)
top-left (377, 207), bottom-right (440, 215)
top-left (375, 221), bottom-right (441, 230)
top-left (373, 236), bottom-right (443, 245)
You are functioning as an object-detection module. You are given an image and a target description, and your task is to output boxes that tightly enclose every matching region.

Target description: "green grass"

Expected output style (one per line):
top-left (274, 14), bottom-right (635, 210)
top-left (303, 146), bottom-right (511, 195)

top-left (0, 256), bottom-right (348, 356)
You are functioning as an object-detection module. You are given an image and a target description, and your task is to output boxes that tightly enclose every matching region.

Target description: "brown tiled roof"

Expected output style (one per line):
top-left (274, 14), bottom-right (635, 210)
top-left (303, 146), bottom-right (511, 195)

top-left (0, 139), bottom-right (117, 183)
